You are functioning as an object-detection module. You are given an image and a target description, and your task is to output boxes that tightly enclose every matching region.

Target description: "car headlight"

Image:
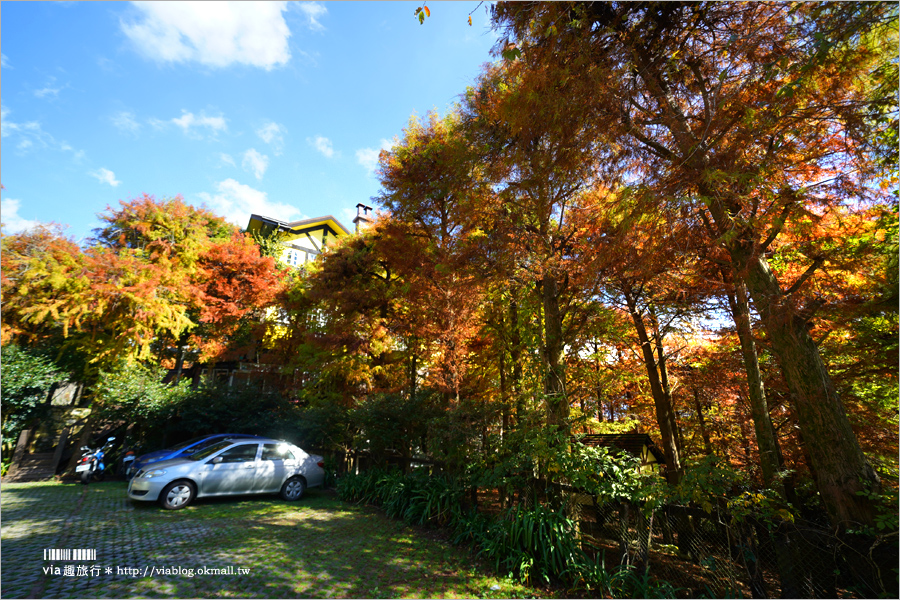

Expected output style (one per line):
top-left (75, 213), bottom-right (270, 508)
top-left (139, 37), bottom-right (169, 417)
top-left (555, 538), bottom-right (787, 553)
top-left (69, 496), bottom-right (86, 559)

top-left (141, 469), bottom-right (167, 478)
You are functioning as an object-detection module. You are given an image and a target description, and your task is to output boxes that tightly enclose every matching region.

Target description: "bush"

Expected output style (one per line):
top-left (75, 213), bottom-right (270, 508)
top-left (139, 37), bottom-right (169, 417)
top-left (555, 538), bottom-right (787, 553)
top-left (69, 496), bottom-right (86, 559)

top-left (337, 469), bottom-right (679, 596)
top-left (171, 381), bottom-right (302, 442)
top-left (94, 363), bottom-right (192, 441)
top-left (338, 468), bottom-right (462, 526)
top-left (1, 344), bottom-right (65, 443)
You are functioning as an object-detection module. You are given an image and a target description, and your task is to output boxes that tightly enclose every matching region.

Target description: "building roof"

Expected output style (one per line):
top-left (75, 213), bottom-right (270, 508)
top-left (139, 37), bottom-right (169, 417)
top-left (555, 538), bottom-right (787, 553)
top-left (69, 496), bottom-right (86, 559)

top-left (248, 214), bottom-right (351, 237)
top-left (576, 433), bottom-right (666, 463)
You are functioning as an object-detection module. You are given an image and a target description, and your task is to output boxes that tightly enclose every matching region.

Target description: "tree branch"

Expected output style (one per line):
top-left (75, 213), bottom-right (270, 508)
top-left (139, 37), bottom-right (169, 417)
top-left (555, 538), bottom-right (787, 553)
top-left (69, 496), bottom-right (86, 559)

top-left (783, 256), bottom-right (824, 297)
top-left (760, 202), bottom-right (793, 251)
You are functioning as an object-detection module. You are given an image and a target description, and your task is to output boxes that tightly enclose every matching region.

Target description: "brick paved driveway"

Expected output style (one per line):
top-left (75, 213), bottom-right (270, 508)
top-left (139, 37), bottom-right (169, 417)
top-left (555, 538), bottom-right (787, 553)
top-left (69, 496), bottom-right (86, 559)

top-left (1, 481), bottom-right (530, 599)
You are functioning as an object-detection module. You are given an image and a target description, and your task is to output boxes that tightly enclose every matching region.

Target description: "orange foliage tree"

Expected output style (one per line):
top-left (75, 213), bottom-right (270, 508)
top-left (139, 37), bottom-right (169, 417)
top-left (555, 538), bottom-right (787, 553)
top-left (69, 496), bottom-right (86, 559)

top-left (1, 195), bottom-right (284, 380)
top-left (490, 0), bottom-right (895, 529)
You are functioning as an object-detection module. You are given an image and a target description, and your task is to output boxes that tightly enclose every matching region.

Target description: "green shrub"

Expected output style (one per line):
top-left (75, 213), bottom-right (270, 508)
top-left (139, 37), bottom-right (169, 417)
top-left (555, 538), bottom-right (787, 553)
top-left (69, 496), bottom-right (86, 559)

top-left (338, 469), bottom-right (462, 526)
top-left (1, 344), bottom-right (65, 442)
top-left (339, 469), bottom-right (681, 597)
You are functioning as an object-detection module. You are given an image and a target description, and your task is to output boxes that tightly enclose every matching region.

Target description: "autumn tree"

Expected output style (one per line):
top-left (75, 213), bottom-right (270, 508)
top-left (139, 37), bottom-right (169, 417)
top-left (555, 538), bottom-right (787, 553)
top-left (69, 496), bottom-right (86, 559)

top-left (375, 111), bottom-right (494, 404)
top-left (1, 223), bottom-right (89, 348)
top-left (2, 195), bottom-right (284, 380)
top-left (1, 221), bottom-right (194, 373)
top-left (191, 231), bottom-right (285, 364)
top-left (461, 60), bottom-right (625, 431)
top-left (572, 185), bottom-right (718, 483)
top-left (92, 194), bottom-right (284, 373)
top-left (491, 0), bottom-right (894, 529)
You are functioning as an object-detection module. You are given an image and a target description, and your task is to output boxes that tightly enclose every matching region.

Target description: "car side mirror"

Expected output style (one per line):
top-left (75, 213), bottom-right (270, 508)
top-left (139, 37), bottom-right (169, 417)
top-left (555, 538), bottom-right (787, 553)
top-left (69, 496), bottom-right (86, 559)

top-left (211, 456), bottom-right (223, 464)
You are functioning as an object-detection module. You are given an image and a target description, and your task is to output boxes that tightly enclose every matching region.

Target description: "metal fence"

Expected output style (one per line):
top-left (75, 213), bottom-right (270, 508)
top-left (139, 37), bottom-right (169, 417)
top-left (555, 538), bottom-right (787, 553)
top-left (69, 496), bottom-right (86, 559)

top-left (323, 453), bottom-right (897, 598)
top-left (561, 491), bottom-right (898, 599)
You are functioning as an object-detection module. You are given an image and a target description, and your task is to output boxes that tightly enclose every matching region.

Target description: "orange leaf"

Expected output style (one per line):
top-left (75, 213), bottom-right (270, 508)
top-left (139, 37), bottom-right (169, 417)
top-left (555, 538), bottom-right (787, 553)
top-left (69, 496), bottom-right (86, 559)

top-left (468, 15), bottom-right (472, 26)
top-left (424, 6), bottom-right (431, 18)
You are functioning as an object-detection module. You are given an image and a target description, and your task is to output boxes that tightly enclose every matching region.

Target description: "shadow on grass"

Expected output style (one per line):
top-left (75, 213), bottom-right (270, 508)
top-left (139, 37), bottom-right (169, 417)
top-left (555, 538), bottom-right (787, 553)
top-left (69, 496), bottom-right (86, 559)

top-left (0, 481), bottom-right (533, 599)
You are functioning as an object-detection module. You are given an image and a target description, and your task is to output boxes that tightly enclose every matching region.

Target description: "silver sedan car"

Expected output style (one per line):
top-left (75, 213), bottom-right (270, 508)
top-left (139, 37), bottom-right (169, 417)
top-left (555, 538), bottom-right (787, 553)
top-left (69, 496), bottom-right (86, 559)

top-left (127, 437), bottom-right (325, 509)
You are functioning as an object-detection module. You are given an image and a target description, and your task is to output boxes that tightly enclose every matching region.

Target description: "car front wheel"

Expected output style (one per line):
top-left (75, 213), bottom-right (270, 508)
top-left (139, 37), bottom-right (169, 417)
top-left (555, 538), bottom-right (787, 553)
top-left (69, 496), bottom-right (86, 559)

top-left (280, 476), bottom-right (306, 501)
top-left (160, 480), bottom-right (195, 510)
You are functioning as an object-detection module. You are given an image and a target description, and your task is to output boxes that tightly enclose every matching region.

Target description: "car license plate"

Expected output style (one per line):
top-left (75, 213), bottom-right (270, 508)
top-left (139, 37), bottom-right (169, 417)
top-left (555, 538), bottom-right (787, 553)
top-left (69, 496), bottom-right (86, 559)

top-left (75, 464), bottom-right (90, 472)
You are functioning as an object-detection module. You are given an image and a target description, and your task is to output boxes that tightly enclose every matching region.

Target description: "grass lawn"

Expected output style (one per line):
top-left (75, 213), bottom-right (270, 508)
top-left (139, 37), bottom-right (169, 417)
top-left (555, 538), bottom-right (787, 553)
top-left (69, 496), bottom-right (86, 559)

top-left (0, 481), bottom-right (542, 599)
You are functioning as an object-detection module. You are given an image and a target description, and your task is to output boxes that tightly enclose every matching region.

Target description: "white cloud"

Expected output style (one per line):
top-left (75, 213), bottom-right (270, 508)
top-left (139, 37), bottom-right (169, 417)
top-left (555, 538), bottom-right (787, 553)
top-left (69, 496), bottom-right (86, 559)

top-left (241, 148), bottom-right (269, 180)
top-left (2, 108), bottom-right (45, 142)
top-left (308, 135), bottom-right (335, 158)
top-left (90, 168), bottom-right (122, 187)
top-left (171, 110), bottom-right (227, 137)
top-left (121, 1), bottom-right (292, 70)
top-left (1, 54), bottom-right (10, 68)
top-left (1, 105), bottom-right (84, 158)
top-left (34, 87), bottom-right (60, 99)
top-left (111, 111), bottom-right (141, 134)
top-left (33, 76), bottom-right (65, 99)
top-left (356, 139), bottom-right (393, 174)
top-left (220, 153), bottom-right (236, 167)
top-left (197, 178), bottom-right (301, 226)
top-left (0, 198), bottom-right (41, 234)
top-left (256, 121), bottom-right (285, 154)
top-left (296, 2), bottom-right (327, 31)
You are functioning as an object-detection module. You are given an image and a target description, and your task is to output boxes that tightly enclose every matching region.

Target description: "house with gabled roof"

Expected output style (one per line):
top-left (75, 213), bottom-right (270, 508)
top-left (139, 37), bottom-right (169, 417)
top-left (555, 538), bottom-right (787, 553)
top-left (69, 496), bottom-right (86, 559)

top-left (246, 213), bottom-right (350, 267)
top-left (577, 433), bottom-right (666, 474)
top-left (245, 204), bottom-right (373, 268)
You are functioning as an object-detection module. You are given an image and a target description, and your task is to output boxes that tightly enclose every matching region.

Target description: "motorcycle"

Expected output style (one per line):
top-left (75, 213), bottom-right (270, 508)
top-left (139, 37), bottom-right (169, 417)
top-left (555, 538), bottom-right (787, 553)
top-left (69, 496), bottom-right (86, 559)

top-left (119, 444), bottom-right (140, 479)
top-left (75, 437), bottom-right (115, 484)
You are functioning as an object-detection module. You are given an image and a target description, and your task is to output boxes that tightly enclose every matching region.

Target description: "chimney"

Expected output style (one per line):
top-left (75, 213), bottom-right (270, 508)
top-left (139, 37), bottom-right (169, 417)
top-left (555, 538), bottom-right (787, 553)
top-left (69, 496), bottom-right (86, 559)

top-left (353, 203), bottom-right (373, 233)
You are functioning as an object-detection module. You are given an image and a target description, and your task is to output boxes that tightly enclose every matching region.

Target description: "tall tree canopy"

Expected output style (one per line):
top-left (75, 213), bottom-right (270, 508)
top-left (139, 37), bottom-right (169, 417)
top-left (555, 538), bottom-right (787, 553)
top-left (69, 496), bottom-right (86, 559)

top-left (490, 0), bottom-right (896, 528)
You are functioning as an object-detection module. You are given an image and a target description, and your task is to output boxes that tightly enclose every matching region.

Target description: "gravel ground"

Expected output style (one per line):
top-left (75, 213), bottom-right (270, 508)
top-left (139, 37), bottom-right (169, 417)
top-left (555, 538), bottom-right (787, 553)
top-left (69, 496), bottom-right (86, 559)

top-left (0, 480), bottom-right (535, 599)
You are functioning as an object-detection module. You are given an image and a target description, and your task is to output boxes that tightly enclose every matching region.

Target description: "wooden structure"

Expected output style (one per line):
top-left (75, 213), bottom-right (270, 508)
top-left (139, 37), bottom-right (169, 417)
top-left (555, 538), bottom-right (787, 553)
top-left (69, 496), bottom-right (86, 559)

top-left (577, 433), bottom-right (665, 474)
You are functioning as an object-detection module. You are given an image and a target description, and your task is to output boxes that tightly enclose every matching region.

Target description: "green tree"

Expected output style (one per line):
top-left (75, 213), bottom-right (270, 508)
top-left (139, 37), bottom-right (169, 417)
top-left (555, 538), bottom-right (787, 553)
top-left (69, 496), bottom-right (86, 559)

top-left (1, 344), bottom-right (65, 440)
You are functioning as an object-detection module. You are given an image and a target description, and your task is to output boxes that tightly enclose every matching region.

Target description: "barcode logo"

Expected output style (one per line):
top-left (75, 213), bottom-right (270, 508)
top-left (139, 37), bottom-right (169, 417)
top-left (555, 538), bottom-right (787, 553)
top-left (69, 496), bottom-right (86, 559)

top-left (43, 549), bottom-right (96, 561)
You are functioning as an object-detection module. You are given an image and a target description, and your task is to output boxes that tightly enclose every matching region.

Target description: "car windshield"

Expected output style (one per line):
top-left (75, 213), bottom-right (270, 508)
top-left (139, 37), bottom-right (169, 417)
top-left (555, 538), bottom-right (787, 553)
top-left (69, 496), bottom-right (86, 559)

top-left (186, 437), bottom-right (231, 454)
top-left (189, 440), bottom-right (233, 461)
top-left (169, 435), bottom-right (210, 452)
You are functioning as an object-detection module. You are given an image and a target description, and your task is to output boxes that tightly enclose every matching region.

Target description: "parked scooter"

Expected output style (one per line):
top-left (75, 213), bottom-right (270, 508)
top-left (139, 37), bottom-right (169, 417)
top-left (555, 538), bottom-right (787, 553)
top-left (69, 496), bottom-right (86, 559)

top-left (75, 437), bottom-right (115, 484)
top-left (121, 447), bottom-right (138, 479)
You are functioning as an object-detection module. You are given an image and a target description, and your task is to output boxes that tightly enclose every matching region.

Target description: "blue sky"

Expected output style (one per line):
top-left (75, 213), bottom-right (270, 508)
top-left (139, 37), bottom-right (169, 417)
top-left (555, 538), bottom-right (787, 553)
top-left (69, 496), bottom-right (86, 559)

top-left (1, 1), bottom-right (498, 242)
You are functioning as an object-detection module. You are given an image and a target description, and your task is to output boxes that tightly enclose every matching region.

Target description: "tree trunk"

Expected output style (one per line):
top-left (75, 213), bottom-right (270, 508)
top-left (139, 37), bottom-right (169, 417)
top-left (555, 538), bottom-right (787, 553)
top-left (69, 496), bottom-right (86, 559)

top-left (500, 352), bottom-right (510, 439)
top-left (541, 271), bottom-right (568, 429)
top-left (593, 341), bottom-right (606, 421)
top-left (649, 305), bottom-right (683, 456)
top-left (508, 294), bottom-right (525, 426)
top-left (691, 387), bottom-right (714, 456)
top-left (623, 286), bottom-right (681, 484)
top-left (736, 244), bottom-right (879, 529)
top-left (737, 400), bottom-right (754, 468)
top-left (725, 273), bottom-right (785, 496)
top-left (173, 345), bottom-right (186, 383)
